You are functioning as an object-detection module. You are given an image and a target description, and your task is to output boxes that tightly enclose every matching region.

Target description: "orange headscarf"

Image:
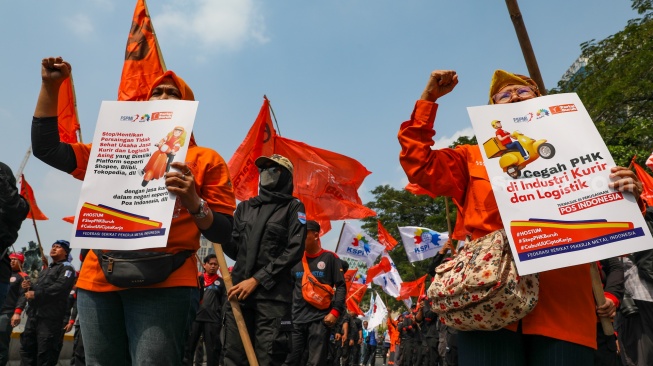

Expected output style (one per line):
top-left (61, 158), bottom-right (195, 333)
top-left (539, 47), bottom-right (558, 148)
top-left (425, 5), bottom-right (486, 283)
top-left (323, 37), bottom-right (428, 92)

top-left (148, 71), bottom-right (197, 145)
top-left (488, 69), bottom-right (541, 104)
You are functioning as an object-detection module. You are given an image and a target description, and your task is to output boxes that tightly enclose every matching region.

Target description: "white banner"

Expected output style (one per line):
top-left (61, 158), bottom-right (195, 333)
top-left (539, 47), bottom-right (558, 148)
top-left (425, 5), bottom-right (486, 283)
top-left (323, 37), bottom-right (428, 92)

top-left (398, 226), bottom-right (448, 263)
top-left (71, 100), bottom-right (198, 250)
top-left (467, 93), bottom-right (653, 274)
top-left (336, 222), bottom-right (385, 267)
top-left (367, 292), bottom-right (388, 330)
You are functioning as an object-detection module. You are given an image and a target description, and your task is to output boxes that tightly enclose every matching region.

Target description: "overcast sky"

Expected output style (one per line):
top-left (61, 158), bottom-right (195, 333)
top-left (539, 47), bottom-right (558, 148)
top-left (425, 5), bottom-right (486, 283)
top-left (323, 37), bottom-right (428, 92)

top-left (1, 0), bottom-right (639, 266)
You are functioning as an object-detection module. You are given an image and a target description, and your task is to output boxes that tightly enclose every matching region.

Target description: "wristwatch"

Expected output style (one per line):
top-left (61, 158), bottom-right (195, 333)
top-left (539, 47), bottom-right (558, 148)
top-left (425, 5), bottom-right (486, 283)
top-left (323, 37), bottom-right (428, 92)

top-left (189, 199), bottom-right (210, 219)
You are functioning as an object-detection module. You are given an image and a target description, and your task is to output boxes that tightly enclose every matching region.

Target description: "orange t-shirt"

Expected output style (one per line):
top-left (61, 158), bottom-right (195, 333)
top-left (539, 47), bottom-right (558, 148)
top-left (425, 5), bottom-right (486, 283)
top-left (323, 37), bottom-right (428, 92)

top-left (71, 142), bottom-right (236, 292)
top-left (398, 100), bottom-right (597, 349)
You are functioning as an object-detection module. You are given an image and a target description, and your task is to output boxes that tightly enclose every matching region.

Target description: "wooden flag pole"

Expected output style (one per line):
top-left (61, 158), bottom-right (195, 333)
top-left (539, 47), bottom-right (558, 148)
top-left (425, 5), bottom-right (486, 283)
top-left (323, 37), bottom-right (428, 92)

top-left (29, 215), bottom-right (47, 268)
top-left (504, 0), bottom-right (614, 336)
top-left (211, 242), bottom-right (259, 366)
top-left (590, 263), bottom-right (614, 335)
top-left (504, 0), bottom-right (547, 95)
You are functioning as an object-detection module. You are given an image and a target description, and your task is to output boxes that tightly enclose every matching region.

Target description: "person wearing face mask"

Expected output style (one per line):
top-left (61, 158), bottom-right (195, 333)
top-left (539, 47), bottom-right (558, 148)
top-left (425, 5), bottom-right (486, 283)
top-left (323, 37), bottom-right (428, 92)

top-left (222, 154), bottom-right (307, 366)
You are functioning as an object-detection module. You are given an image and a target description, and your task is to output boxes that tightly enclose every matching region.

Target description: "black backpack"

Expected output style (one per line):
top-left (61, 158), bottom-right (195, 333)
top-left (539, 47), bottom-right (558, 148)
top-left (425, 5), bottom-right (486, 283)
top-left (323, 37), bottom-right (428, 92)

top-left (633, 206), bottom-right (653, 283)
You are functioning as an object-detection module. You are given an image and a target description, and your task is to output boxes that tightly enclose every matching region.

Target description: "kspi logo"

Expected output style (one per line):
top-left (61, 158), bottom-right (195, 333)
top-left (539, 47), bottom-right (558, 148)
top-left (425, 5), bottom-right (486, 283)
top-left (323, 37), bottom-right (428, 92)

top-left (512, 112), bottom-right (533, 123)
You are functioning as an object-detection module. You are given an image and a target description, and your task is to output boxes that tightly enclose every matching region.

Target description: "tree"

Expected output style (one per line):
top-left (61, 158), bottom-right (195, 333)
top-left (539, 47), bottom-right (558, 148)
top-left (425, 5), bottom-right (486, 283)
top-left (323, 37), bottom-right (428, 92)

top-left (357, 136), bottom-right (473, 311)
top-left (552, 2), bottom-right (653, 167)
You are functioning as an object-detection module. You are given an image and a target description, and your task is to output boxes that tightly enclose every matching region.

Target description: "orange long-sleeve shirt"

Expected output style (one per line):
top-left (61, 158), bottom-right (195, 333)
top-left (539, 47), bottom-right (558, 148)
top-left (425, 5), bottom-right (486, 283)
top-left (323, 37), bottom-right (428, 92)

top-left (398, 100), bottom-right (597, 349)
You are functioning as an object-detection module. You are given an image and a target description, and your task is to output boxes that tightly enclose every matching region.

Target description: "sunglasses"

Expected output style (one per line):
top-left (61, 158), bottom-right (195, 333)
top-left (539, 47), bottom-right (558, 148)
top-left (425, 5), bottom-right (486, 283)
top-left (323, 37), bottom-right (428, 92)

top-left (492, 86), bottom-right (535, 104)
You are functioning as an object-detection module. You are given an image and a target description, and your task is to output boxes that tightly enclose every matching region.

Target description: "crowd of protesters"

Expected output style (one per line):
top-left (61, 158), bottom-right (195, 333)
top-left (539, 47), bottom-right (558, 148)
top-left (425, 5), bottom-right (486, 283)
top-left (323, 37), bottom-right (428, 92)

top-left (0, 52), bottom-right (651, 366)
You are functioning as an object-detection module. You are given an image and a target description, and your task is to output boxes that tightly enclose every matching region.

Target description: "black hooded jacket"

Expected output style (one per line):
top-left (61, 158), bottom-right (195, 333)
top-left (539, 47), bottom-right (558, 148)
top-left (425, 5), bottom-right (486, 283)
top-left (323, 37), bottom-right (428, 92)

top-left (0, 162), bottom-right (30, 283)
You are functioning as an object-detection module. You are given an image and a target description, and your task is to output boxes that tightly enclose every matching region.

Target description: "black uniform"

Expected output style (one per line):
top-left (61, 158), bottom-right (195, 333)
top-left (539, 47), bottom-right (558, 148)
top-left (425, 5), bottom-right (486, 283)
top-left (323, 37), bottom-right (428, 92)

top-left (349, 317), bottom-right (363, 366)
top-left (0, 163), bottom-right (30, 301)
top-left (283, 250), bottom-right (345, 366)
top-left (418, 304), bottom-right (439, 366)
top-left (184, 273), bottom-right (226, 366)
top-left (0, 270), bottom-right (25, 364)
top-left (330, 311), bottom-right (350, 366)
top-left (19, 259), bottom-right (75, 366)
top-left (222, 197), bottom-right (306, 366)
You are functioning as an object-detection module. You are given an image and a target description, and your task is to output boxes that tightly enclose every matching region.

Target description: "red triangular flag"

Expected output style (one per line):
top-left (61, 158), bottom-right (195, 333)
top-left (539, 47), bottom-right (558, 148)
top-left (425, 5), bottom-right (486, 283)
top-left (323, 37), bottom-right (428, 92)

top-left (19, 175), bottom-right (48, 220)
top-left (343, 268), bottom-right (358, 292)
top-left (365, 256), bottom-right (392, 284)
top-left (345, 282), bottom-right (367, 316)
top-left (62, 216), bottom-right (75, 224)
top-left (229, 98), bottom-right (376, 235)
top-left (118, 0), bottom-right (166, 101)
top-left (633, 162), bottom-right (653, 207)
top-left (228, 97), bottom-right (276, 201)
top-left (397, 274), bottom-right (427, 300)
top-left (377, 220), bottom-right (398, 251)
top-left (57, 76), bottom-right (80, 143)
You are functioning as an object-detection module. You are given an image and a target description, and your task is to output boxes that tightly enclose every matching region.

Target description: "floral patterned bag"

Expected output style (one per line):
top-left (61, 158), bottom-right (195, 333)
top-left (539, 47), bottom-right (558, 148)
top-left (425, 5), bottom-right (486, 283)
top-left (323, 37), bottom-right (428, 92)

top-left (428, 229), bottom-right (539, 331)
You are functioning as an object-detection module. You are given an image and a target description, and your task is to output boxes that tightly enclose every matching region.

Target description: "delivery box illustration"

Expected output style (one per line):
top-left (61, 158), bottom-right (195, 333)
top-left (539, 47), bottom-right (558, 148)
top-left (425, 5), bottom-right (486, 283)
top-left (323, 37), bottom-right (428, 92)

top-left (483, 120), bottom-right (555, 179)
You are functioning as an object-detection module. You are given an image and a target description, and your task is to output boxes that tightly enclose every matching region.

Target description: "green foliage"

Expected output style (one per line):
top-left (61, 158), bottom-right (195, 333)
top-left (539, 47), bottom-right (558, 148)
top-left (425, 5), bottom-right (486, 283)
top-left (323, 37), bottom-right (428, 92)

top-left (552, 7), bottom-right (653, 167)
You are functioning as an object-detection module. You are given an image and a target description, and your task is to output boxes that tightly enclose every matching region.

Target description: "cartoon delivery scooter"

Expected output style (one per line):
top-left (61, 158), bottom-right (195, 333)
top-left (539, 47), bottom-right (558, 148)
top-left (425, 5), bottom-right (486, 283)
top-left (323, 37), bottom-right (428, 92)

top-left (483, 120), bottom-right (555, 179)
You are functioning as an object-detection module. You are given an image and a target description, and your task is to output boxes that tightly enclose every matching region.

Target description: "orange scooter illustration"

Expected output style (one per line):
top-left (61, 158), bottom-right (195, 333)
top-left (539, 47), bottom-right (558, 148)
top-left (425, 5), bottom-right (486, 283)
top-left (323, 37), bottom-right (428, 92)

top-left (139, 126), bottom-right (187, 187)
top-left (483, 120), bottom-right (555, 179)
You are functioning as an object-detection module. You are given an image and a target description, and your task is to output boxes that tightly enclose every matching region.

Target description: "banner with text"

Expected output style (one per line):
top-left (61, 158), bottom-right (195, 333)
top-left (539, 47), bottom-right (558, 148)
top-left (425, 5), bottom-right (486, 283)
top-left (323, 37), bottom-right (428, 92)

top-left (467, 93), bottom-right (652, 274)
top-left (71, 100), bottom-right (198, 249)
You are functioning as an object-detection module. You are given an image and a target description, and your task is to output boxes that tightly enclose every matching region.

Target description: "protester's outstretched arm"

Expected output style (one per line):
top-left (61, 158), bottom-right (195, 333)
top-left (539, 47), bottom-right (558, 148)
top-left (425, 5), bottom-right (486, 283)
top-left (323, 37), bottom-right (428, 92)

top-left (34, 57), bottom-right (71, 118)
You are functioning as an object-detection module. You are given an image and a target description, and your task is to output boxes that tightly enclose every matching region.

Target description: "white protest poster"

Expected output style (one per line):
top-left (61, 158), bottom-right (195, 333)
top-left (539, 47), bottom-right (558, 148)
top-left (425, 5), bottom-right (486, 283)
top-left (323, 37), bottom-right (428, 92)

top-left (71, 100), bottom-right (198, 250)
top-left (467, 93), bottom-right (653, 275)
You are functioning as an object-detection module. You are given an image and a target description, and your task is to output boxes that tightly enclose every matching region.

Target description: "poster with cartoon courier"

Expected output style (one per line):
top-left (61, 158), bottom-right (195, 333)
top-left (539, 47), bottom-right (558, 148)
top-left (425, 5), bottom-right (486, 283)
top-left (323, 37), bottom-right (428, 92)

top-left (71, 100), bottom-right (198, 250)
top-left (467, 93), bottom-right (653, 275)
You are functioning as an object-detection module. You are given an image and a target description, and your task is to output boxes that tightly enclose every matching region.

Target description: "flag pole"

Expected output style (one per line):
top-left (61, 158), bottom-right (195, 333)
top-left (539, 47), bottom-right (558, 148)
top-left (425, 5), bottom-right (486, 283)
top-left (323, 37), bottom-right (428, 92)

top-left (70, 74), bottom-right (83, 143)
top-left (29, 215), bottom-right (47, 267)
top-left (264, 95), bottom-right (282, 136)
top-left (504, 0), bottom-right (614, 335)
top-left (211, 242), bottom-right (259, 366)
top-left (15, 147), bottom-right (32, 181)
top-left (334, 221), bottom-right (347, 254)
top-left (504, 0), bottom-right (547, 95)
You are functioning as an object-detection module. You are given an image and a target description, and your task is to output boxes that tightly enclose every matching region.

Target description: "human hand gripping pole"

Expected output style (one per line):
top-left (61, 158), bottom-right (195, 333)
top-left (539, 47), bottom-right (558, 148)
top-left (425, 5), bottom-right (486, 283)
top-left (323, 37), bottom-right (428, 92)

top-left (211, 242), bottom-right (259, 366)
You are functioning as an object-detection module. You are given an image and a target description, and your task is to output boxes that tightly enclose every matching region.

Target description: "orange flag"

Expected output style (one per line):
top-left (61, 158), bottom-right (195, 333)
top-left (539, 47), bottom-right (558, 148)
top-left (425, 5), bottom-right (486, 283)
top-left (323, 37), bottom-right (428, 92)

top-left (397, 274), bottom-right (427, 300)
top-left (365, 255), bottom-right (392, 284)
top-left (57, 76), bottom-right (80, 143)
top-left (228, 97), bottom-right (277, 201)
top-left (344, 268), bottom-right (358, 292)
top-left (228, 98), bottom-right (376, 234)
top-left (118, 0), bottom-right (166, 101)
top-left (19, 175), bottom-right (48, 220)
top-left (62, 216), bottom-right (75, 224)
top-left (377, 220), bottom-right (398, 251)
top-left (633, 162), bottom-right (653, 206)
top-left (346, 282), bottom-right (367, 316)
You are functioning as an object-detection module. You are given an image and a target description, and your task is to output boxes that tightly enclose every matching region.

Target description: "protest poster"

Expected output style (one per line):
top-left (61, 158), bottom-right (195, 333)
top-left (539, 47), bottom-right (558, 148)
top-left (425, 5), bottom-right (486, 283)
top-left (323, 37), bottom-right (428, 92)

top-left (71, 100), bottom-right (198, 250)
top-left (467, 93), bottom-right (653, 275)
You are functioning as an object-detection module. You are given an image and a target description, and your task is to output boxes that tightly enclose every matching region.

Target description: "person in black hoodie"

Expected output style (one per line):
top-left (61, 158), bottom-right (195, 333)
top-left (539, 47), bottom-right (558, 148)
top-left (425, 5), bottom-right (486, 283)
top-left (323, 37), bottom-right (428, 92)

top-left (222, 154), bottom-right (306, 366)
top-left (184, 254), bottom-right (226, 366)
top-left (282, 220), bottom-right (345, 366)
top-left (0, 162), bottom-right (30, 305)
top-left (0, 252), bottom-right (26, 365)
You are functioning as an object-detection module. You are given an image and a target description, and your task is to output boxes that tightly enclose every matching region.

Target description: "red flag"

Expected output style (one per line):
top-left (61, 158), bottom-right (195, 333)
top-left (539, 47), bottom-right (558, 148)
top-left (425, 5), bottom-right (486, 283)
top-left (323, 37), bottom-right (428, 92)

top-left (377, 220), bottom-right (398, 251)
top-left (633, 162), bottom-right (653, 206)
top-left (344, 268), bottom-right (358, 292)
top-left (228, 98), bottom-right (276, 201)
top-left (118, 0), bottom-right (166, 101)
top-left (365, 256), bottom-right (392, 284)
top-left (397, 274), bottom-right (427, 300)
top-left (346, 282), bottom-right (367, 316)
top-left (19, 175), bottom-right (48, 220)
top-left (57, 77), bottom-right (80, 143)
top-left (62, 216), bottom-right (75, 224)
top-left (406, 183), bottom-right (469, 241)
top-left (229, 98), bottom-right (376, 234)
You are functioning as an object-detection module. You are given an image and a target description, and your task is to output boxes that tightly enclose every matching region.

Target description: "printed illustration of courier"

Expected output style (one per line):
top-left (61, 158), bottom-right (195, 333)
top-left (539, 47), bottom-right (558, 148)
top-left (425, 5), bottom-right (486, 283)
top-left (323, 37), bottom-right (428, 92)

top-left (483, 119), bottom-right (556, 179)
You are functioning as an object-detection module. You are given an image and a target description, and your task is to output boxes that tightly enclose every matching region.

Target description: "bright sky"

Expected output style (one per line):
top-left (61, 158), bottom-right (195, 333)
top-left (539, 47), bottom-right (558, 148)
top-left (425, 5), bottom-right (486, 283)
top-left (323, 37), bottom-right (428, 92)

top-left (1, 0), bottom-right (639, 267)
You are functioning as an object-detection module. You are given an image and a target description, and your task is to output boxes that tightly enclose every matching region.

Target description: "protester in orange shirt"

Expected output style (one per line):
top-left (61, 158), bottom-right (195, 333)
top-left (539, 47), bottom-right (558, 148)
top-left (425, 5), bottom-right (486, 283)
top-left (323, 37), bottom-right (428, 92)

top-left (398, 69), bottom-right (643, 366)
top-left (31, 56), bottom-right (236, 365)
